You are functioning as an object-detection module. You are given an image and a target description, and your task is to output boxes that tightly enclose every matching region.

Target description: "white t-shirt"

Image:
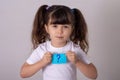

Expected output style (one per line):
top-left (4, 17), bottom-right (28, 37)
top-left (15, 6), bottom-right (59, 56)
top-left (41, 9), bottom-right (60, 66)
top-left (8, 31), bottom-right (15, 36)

top-left (26, 41), bottom-right (91, 80)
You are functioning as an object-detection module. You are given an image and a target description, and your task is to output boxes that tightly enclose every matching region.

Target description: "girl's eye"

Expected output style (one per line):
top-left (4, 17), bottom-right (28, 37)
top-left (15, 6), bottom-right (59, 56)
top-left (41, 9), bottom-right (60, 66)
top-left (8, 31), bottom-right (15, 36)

top-left (52, 25), bottom-right (57, 28)
top-left (64, 25), bottom-right (70, 28)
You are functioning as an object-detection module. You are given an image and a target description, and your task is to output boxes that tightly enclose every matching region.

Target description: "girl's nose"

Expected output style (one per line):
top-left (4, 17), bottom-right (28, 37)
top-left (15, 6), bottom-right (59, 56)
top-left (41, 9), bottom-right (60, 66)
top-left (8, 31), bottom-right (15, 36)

top-left (58, 27), bottom-right (63, 34)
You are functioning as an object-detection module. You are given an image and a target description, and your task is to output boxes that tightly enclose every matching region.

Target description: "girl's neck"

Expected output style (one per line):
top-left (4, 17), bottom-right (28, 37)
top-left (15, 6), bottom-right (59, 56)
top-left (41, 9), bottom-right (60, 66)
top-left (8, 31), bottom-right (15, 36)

top-left (51, 41), bottom-right (67, 48)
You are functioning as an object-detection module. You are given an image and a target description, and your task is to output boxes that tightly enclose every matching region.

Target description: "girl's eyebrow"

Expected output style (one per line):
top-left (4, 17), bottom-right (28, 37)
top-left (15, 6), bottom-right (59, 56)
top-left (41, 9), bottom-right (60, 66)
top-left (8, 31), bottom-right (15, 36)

top-left (50, 24), bottom-right (71, 26)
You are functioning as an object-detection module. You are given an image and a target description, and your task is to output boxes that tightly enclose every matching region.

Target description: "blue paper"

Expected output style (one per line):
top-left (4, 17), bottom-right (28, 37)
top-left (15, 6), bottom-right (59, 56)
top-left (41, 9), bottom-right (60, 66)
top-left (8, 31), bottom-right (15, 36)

top-left (52, 53), bottom-right (67, 64)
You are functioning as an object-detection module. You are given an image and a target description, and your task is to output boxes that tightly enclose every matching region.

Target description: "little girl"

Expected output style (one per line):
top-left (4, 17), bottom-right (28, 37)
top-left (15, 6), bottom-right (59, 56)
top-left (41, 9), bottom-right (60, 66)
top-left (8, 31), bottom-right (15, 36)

top-left (20, 5), bottom-right (97, 80)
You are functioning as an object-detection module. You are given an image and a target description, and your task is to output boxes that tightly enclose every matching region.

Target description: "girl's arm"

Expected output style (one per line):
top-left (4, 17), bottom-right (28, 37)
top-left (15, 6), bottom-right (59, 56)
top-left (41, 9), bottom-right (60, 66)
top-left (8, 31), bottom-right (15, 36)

top-left (20, 60), bottom-right (45, 78)
top-left (66, 51), bottom-right (97, 79)
top-left (75, 60), bottom-right (97, 79)
top-left (20, 52), bottom-right (52, 78)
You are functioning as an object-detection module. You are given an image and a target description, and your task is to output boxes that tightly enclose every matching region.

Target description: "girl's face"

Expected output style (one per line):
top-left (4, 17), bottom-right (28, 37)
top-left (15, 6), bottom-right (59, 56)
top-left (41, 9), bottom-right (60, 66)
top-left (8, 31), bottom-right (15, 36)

top-left (45, 23), bottom-right (73, 47)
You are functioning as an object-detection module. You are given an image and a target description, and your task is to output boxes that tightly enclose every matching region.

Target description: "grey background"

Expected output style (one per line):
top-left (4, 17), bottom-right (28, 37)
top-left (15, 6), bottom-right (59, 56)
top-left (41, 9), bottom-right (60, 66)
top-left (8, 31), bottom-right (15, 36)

top-left (0, 0), bottom-right (120, 80)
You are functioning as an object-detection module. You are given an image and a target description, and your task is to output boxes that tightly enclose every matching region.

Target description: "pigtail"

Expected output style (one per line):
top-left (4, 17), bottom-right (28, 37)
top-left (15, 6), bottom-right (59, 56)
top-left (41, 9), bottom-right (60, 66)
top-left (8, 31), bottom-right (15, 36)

top-left (32, 5), bottom-right (48, 49)
top-left (72, 8), bottom-right (89, 53)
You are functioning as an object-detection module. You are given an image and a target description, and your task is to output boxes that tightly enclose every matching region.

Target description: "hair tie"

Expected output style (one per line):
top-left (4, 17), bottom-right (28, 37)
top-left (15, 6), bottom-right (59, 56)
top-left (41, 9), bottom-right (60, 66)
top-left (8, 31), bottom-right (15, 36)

top-left (46, 6), bottom-right (50, 10)
top-left (71, 8), bottom-right (75, 13)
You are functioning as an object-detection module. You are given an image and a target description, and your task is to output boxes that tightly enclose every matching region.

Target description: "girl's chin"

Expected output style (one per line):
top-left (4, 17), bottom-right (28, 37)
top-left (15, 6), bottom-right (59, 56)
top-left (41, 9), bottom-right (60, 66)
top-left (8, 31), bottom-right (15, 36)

top-left (51, 40), bottom-right (67, 47)
top-left (52, 39), bottom-right (66, 42)
top-left (51, 39), bottom-right (67, 44)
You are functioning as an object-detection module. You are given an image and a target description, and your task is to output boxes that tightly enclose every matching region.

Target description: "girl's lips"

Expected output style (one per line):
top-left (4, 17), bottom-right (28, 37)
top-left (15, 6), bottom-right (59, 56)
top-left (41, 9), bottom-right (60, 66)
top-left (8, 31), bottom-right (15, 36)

top-left (56, 36), bottom-right (63, 38)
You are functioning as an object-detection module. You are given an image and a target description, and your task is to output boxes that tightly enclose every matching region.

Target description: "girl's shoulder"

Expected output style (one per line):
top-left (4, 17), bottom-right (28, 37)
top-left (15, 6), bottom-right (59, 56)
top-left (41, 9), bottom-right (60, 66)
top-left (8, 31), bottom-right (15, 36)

top-left (38, 41), bottom-right (48, 47)
top-left (70, 41), bottom-right (80, 49)
top-left (38, 41), bottom-right (48, 48)
top-left (34, 41), bottom-right (48, 52)
top-left (70, 41), bottom-right (85, 53)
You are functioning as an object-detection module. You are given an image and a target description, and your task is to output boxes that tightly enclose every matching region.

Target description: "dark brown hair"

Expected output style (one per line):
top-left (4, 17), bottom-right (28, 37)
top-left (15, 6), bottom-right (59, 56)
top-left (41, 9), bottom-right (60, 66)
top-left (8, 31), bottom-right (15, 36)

top-left (32, 5), bottom-right (89, 53)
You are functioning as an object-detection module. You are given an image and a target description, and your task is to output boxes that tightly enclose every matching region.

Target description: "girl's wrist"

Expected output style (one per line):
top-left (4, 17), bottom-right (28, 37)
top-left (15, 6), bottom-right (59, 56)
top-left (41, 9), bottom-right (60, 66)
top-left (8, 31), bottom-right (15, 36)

top-left (39, 59), bottom-right (47, 68)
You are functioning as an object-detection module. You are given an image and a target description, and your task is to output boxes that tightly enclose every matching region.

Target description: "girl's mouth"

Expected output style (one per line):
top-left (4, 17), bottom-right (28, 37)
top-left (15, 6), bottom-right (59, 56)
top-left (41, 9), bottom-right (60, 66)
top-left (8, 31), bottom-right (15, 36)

top-left (56, 36), bottom-right (63, 39)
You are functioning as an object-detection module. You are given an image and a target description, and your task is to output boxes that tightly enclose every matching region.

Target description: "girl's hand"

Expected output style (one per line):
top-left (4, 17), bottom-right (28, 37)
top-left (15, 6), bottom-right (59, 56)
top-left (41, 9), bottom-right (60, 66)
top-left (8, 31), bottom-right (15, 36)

top-left (66, 51), bottom-right (78, 64)
top-left (41, 52), bottom-right (52, 66)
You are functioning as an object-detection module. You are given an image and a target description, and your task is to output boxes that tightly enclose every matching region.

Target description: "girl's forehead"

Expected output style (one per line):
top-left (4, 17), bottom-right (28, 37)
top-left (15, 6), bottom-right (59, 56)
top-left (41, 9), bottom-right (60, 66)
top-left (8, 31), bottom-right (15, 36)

top-left (49, 23), bottom-right (72, 26)
top-left (47, 22), bottom-right (71, 25)
top-left (48, 19), bottom-right (71, 25)
top-left (46, 18), bottom-right (73, 28)
top-left (47, 16), bottom-right (72, 25)
top-left (47, 22), bottom-right (73, 28)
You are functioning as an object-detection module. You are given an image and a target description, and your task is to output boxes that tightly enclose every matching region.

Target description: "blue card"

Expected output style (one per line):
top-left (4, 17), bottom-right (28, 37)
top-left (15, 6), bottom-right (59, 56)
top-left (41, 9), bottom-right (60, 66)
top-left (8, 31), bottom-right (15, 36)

top-left (52, 53), bottom-right (67, 64)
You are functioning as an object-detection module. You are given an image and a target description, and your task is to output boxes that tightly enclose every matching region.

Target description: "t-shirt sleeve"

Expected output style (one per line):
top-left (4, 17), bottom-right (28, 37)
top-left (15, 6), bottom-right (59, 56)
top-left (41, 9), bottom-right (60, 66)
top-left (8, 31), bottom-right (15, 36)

top-left (74, 46), bottom-right (91, 64)
top-left (26, 47), bottom-right (44, 64)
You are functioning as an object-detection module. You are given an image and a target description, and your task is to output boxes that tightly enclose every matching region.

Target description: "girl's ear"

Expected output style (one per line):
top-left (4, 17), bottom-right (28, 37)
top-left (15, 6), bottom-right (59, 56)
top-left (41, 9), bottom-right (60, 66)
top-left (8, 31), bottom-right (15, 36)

top-left (45, 24), bottom-right (49, 33)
